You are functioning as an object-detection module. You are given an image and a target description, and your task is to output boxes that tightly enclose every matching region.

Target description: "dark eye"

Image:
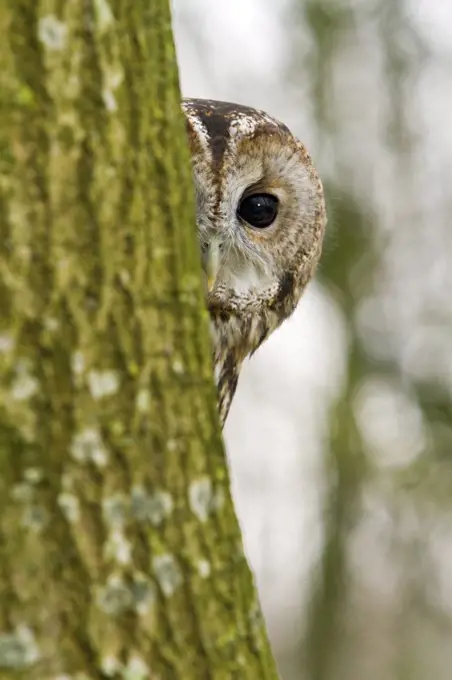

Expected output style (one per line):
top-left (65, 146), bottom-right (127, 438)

top-left (237, 193), bottom-right (279, 229)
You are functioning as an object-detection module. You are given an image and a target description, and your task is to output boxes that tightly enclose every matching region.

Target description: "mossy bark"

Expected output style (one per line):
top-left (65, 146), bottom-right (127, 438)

top-left (0, 1), bottom-right (279, 678)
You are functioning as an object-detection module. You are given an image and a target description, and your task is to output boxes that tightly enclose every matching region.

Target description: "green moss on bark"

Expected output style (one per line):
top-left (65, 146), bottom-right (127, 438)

top-left (0, 1), bottom-right (279, 677)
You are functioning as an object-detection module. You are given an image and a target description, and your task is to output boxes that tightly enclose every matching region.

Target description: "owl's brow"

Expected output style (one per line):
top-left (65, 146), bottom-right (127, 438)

top-left (242, 175), bottom-right (267, 194)
top-left (184, 99), bottom-right (271, 169)
top-left (196, 115), bottom-right (233, 169)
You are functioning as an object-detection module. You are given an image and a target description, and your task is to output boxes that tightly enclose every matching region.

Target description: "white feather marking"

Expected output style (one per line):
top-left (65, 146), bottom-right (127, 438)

top-left (221, 263), bottom-right (273, 296)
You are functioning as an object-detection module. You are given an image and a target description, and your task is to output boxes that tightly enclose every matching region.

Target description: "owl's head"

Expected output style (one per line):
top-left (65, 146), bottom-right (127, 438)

top-left (182, 99), bottom-right (326, 330)
top-left (182, 98), bottom-right (326, 424)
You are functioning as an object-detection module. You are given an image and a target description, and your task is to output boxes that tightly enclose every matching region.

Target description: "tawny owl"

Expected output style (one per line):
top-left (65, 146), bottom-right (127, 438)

top-left (182, 99), bottom-right (326, 426)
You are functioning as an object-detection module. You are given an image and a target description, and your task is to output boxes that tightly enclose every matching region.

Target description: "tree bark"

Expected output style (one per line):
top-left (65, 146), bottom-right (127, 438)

top-left (0, 1), bottom-right (279, 678)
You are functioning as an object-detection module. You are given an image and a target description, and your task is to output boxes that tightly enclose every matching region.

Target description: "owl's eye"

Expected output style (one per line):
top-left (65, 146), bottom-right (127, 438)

top-left (237, 193), bottom-right (279, 229)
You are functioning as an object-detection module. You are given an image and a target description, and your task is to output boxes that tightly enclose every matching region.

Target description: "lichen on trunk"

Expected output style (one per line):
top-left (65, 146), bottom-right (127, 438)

top-left (0, 1), bottom-right (279, 678)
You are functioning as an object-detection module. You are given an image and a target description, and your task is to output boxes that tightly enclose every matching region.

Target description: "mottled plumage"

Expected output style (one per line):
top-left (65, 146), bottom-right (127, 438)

top-left (182, 98), bottom-right (326, 425)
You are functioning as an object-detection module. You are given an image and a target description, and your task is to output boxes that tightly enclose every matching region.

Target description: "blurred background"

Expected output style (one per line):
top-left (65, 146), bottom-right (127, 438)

top-left (173, 2), bottom-right (452, 678)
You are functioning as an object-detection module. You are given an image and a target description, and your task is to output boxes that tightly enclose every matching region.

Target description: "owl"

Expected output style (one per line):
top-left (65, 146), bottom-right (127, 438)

top-left (182, 99), bottom-right (326, 426)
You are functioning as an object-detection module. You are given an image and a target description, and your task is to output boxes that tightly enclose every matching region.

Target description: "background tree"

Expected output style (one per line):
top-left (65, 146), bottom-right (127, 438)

top-left (296, 3), bottom-right (452, 678)
top-left (0, 1), bottom-right (279, 677)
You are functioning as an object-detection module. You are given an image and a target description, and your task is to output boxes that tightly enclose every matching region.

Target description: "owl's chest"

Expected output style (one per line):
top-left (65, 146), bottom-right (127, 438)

top-left (210, 308), bottom-right (280, 368)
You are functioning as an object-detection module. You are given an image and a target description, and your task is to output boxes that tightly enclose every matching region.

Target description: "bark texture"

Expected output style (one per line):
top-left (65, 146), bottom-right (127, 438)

top-left (0, 1), bottom-right (279, 678)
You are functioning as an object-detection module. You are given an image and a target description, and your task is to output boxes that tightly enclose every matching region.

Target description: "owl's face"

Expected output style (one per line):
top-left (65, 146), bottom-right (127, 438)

top-left (182, 99), bottom-right (325, 319)
top-left (182, 98), bottom-right (326, 425)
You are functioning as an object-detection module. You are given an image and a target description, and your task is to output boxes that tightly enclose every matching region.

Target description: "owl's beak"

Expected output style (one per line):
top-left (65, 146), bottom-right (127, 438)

top-left (204, 241), bottom-right (221, 294)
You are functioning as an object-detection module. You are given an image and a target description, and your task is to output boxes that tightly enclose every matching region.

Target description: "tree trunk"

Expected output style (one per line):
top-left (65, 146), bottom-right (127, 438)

top-left (0, 1), bottom-right (279, 678)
